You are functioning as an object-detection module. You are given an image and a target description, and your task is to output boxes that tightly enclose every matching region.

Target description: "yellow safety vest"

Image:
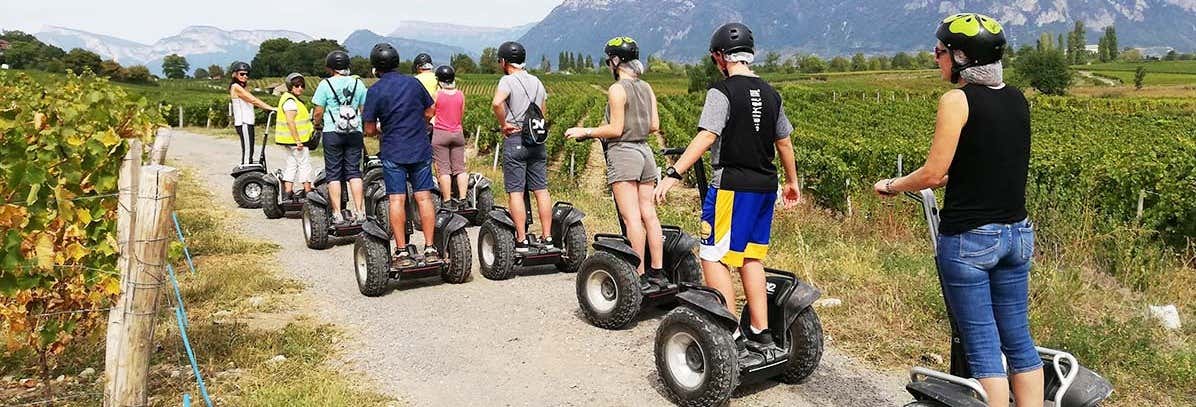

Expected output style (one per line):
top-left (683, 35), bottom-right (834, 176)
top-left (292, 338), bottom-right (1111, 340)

top-left (275, 92), bottom-right (313, 144)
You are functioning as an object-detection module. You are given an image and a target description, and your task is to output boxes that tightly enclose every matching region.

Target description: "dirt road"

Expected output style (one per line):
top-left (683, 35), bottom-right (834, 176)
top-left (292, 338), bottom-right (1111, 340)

top-left (166, 130), bottom-right (909, 406)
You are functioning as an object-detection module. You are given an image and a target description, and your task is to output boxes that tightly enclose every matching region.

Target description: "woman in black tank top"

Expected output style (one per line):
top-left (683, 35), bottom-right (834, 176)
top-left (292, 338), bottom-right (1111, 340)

top-left (871, 14), bottom-right (1044, 407)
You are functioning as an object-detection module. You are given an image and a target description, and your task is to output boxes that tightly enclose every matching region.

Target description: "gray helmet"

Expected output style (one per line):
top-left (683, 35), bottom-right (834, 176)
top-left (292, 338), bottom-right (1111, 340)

top-left (285, 72), bottom-right (304, 90)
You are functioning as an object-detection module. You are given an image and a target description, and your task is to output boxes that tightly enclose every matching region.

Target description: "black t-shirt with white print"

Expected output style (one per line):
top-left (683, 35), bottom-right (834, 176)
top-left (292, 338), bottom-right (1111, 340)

top-left (697, 75), bottom-right (793, 192)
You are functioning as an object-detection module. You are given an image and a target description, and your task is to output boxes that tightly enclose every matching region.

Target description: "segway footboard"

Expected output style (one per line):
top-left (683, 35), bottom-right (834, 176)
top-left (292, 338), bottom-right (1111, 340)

top-left (906, 368), bottom-right (989, 407)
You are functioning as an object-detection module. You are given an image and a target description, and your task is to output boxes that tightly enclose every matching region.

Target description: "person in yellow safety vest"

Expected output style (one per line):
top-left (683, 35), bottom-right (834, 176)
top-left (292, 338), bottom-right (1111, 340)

top-left (275, 72), bottom-right (315, 201)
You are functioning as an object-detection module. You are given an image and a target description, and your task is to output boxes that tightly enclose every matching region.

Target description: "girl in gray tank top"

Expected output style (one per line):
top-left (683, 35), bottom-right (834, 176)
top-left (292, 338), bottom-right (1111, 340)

top-left (564, 36), bottom-right (667, 287)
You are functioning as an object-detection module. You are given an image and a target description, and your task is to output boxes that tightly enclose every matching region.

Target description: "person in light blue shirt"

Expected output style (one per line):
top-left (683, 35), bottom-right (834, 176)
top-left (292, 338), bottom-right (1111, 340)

top-left (312, 50), bottom-right (369, 225)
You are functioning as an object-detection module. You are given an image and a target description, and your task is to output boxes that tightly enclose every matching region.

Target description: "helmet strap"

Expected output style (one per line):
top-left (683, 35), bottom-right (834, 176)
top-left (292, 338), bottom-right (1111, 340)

top-left (711, 53), bottom-right (730, 78)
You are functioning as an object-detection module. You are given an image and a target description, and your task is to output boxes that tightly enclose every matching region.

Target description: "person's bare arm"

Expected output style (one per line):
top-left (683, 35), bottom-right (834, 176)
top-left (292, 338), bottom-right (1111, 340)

top-left (875, 90), bottom-right (967, 195)
top-left (232, 84), bottom-right (276, 111)
top-left (491, 87), bottom-right (518, 136)
top-left (424, 105), bottom-right (435, 123)
top-left (565, 84), bottom-right (626, 139)
top-left (312, 106), bottom-right (325, 129)
top-left (775, 136), bottom-right (801, 206)
top-left (648, 86), bottom-right (660, 135)
top-left (655, 130), bottom-right (716, 203)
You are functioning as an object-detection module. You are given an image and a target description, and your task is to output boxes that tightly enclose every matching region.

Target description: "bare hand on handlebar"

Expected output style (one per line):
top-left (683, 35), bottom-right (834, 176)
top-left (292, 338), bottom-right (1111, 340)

top-left (564, 127), bottom-right (590, 141)
top-left (873, 178), bottom-right (898, 197)
top-left (654, 176), bottom-right (678, 205)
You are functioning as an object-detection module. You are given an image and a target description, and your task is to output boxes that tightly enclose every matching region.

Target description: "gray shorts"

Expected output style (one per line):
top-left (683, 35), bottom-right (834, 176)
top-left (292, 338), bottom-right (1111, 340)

top-left (605, 142), bottom-right (658, 184)
top-left (502, 141), bottom-right (548, 193)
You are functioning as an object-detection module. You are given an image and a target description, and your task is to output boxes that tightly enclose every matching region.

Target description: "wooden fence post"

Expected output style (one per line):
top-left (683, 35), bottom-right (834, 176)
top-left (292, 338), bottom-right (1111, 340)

top-left (569, 152), bottom-right (575, 179)
top-left (106, 165), bottom-right (179, 407)
top-left (104, 139), bottom-right (142, 404)
top-left (1136, 190), bottom-right (1146, 221)
top-left (150, 128), bottom-right (173, 165)
top-left (492, 142), bottom-right (501, 171)
top-left (177, 106), bottom-right (183, 128)
top-left (206, 107), bottom-right (213, 129)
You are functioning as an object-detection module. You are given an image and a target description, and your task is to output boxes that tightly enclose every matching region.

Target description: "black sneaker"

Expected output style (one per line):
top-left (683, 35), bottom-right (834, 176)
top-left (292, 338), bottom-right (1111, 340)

top-left (745, 329), bottom-right (785, 363)
top-left (736, 335), bottom-right (766, 367)
top-left (393, 249), bottom-right (416, 269)
top-left (443, 199), bottom-right (459, 211)
top-left (423, 246), bottom-right (442, 265)
top-left (283, 191), bottom-right (295, 202)
top-left (515, 238), bottom-right (531, 253)
top-left (638, 274), bottom-right (653, 292)
top-left (645, 267), bottom-right (669, 286)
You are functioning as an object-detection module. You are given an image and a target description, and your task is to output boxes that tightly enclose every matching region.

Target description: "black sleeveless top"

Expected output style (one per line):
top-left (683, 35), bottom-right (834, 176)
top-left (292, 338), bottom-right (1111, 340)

top-left (939, 84), bottom-right (1031, 235)
top-left (709, 76), bottom-right (783, 192)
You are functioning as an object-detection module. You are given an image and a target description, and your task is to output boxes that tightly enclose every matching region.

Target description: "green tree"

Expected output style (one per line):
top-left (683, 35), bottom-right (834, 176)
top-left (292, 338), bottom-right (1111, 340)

top-left (1133, 66), bottom-right (1146, 90)
top-left (98, 59), bottom-right (127, 81)
top-left (193, 67), bottom-right (209, 79)
top-left (1014, 49), bottom-right (1072, 95)
top-left (1037, 32), bottom-right (1054, 52)
top-left (125, 65), bottom-right (152, 83)
top-left (1105, 27), bottom-right (1118, 61)
top-left (584, 55), bottom-right (594, 70)
top-left (829, 56), bottom-right (850, 72)
top-left (915, 51), bottom-right (936, 68)
top-left (161, 53), bottom-right (190, 79)
top-left (1163, 50), bottom-right (1178, 61)
top-left (479, 47), bottom-right (499, 74)
top-left (798, 54), bottom-right (827, 73)
top-left (348, 56), bottom-right (371, 77)
top-left (760, 51), bottom-right (781, 72)
top-left (207, 64), bottom-right (223, 80)
top-left (0, 30), bottom-right (65, 70)
top-left (450, 53), bottom-right (477, 73)
top-left (1067, 21), bottom-right (1087, 65)
top-left (850, 52), bottom-right (867, 71)
top-left (891, 52), bottom-right (914, 69)
top-left (63, 48), bottom-right (102, 74)
top-left (686, 56), bottom-right (720, 93)
top-left (1119, 48), bottom-right (1142, 62)
top-left (539, 55), bottom-right (551, 72)
top-left (648, 55), bottom-right (672, 73)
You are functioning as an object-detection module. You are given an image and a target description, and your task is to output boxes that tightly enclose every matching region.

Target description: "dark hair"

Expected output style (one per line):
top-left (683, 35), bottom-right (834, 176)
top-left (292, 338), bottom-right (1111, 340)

top-left (287, 77), bottom-right (305, 90)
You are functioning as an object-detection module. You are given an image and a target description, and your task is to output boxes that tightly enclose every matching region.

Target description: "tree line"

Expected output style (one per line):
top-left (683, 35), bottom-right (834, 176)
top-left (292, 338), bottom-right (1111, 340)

top-left (0, 30), bottom-right (155, 83)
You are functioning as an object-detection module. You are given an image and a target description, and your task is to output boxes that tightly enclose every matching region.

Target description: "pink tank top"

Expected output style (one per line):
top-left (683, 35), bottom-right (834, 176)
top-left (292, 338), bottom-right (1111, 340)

top-left (433, 90), bottom-right (464, 132)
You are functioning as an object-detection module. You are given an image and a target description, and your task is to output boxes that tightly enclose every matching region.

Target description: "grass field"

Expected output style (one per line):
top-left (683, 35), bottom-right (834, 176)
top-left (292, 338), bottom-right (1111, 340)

top-left (1081, 60), bottom-right (1196, 74)
top-left (1088, 70), bottom-right (1196, 86)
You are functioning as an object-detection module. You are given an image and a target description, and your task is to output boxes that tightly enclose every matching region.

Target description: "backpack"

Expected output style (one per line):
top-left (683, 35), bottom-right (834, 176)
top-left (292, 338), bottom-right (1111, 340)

top-left (506, 76), bottom-right (548, 146)
top-left (324, 78), bottom-right (361, 132)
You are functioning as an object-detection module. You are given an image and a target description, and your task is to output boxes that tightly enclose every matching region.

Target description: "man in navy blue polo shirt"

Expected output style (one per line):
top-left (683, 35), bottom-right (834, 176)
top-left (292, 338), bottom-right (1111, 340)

top-left (362, 43), bottom-right (440, 268)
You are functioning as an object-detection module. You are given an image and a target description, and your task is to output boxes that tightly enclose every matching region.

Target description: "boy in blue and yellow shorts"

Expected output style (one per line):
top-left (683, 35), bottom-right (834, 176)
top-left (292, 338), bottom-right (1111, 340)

top-left (655, 22), bottom-right (801, 365)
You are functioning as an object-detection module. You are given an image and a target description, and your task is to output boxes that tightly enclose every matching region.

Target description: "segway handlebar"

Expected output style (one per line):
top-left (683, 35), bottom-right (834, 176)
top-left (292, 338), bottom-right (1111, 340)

top-left (660, 147), bottom-right (686, 157)
top-left (895, 156), bottom-right (940, 249)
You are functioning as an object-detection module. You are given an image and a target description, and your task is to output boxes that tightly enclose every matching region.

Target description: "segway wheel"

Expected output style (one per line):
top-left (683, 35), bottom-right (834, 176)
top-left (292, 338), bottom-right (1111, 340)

top-left (556, 221), bottom-right (588, 273)
top-left (778, 307), bottom-right (824, 384)
top-left (302, 200), bottom-right (331, 250)
top-left (576, 252), bottom-right (642, 329)
top-left (373, 196), bottom-right (391, 230)
top-left (674, 252), bottom-right (703, 285)
top-left (354, 234), bottom-right (391, 297)
top-left (655, 306), bottom-right (737, 407)
top-left (232, 172), bottom-right (265, 209)
top-left (261, 183), bottom-right (284, 219)
top-left (903, 402), bottom-right (948, 407)
top-left (472, 187), bottom-right (494, 226)
top-left (363, 167), bottom-right (383, 189)
top-left (440, 230), bottom-right (472, 284)
top-left (478, 220), bottom-right (516, 280)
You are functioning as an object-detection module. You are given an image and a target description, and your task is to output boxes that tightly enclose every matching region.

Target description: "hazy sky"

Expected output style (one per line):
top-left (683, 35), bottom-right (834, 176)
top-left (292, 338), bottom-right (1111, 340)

top-left (0, 0), bottom-right (563, 43)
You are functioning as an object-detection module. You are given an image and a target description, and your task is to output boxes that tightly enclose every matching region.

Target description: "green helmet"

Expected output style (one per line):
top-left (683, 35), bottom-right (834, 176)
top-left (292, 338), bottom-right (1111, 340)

top-left (604, 36), bottom-right (640, 62)
top-left (936, 13), bottom-right (1007, 66)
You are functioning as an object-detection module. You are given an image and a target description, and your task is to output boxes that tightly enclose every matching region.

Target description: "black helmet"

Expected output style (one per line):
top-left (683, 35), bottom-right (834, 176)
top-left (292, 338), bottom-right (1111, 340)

top-left (497, 41), bottom-right (526, 64)
top-left (229, 61), bottom-right (250, 73)
top-left (434, 65), bottom-right (455, 83)
top-left (936, 13), bottom-right (1007, 67)
top-left (325, 50), bottom-right (350, 70)
top-left (370, 43), bottom-right (400, 71)
top-left (709, 22), bottom-right (754, 55)
top-left (413, 53), bottom-right (433, 73)
top-left (604, 36), bottom-right (639, 62)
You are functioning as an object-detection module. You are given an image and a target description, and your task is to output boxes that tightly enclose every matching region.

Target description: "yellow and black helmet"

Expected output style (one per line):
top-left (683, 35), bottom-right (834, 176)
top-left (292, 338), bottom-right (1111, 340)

top-left (936, 13), bottom-right (1006, 66)
top-left (604, 36), bottom-right (640, 62)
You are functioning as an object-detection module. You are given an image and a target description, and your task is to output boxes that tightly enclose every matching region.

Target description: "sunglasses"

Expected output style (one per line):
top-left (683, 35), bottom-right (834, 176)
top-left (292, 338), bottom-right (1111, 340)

top-left (236, 72), bottom-right (249, 77)
top-left (934, 47), bottom-right (948, 58)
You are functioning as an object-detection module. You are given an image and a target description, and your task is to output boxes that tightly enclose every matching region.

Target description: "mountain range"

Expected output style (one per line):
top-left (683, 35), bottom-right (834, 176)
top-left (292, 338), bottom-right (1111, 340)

top-left (30, 0), bottom-right (1196, 75)
top-left (520, 0), bottom-right (1196, 63)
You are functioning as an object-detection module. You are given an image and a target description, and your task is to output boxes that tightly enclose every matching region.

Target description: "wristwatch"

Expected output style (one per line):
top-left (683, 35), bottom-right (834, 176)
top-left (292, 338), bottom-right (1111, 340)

top-left (665, 167), bottom-right (683, 180)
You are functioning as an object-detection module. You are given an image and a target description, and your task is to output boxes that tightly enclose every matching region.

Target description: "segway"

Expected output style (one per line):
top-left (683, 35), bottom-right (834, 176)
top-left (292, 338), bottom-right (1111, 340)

top-left (653, 152), bottom-right (824, 406)
top-left (895, 164), bottom-right (1113, 407)
top-left (354, 180), bottom-right (472, 297)
top-left (302, 150), bottom-right (382, 250)
top-left (444, 173), bottom-right (495, 226)
top-left (575, 142), bottom-right (703, 330)
top-left (476, 165), bottom-right (587, 280)
top-left (230, 112), bottom-right (275, 209)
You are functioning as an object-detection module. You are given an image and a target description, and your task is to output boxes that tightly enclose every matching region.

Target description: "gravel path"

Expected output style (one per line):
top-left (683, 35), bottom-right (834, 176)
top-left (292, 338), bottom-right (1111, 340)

top-left (167, 130), bottom-right (910, 406)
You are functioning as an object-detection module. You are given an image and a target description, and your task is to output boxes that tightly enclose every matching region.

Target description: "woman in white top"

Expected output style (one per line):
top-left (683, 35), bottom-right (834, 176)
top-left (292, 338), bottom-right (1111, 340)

top-left (228, 61), bottom-right (277, 166)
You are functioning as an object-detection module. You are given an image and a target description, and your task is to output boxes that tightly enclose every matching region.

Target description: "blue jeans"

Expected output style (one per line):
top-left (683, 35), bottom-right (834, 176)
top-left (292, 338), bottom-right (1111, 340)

top-left (936, 219), bottom-right (1043, 379)
top-left (382, 159), bottom-right (435, 195)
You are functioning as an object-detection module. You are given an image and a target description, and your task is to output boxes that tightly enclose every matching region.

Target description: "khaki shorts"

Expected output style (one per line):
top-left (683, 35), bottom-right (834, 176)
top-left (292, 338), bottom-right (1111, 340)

top-left (605, 142), bottom-right (658, 185)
